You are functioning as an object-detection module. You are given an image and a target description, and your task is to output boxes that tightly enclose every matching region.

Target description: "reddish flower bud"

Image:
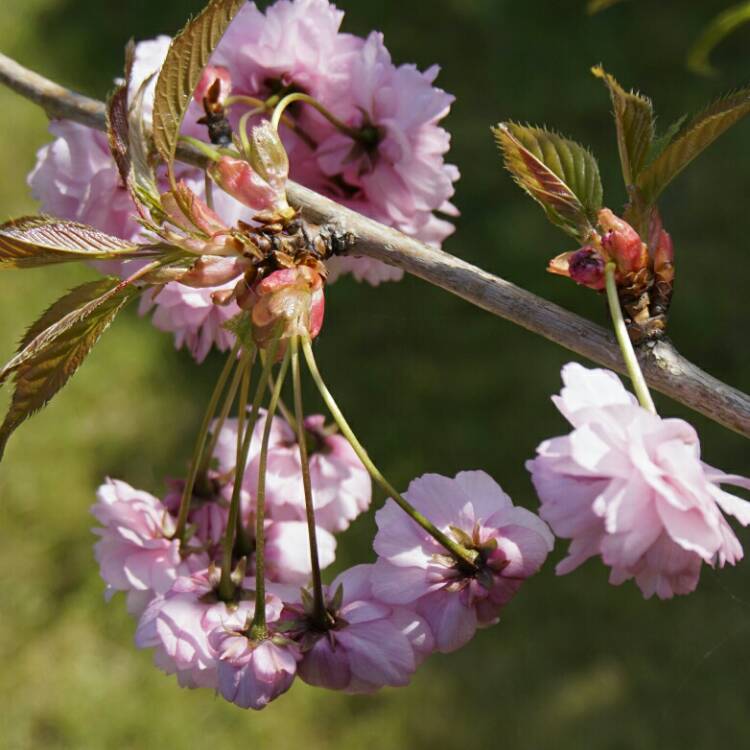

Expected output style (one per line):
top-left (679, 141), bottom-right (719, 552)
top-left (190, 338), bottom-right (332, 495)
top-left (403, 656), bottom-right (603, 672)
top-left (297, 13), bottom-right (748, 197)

top-left (238, 266), bottom-right (325, 351)
top-left (179, 257), bottom-right (249, 289)
top-left (653, 229), bottom-right (674, 285)
top-left (210, 157), bottom-right (281, 214)
top-left (547, 247), bottom-right (605, 290)
top-left (568, 247), bottom-right (606, 290)
top-left (193, 66), bottom-right (232, 107)
top-left (598, 208), bottom-right (648, 274)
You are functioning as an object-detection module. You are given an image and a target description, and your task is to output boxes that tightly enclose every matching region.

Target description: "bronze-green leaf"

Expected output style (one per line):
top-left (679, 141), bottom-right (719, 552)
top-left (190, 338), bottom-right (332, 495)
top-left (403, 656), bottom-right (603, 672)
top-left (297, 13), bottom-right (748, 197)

top-left (493, 122), bottom-right (603, 239)
top-left (0, 278), bottom-right (126, 384)
top-left (592, 65), bottom-right (654, 187)
top-left (0, 216), bottom-right (151, 269)
top-left (0, 283), bottom-right (138, 458)
top-left (637, 88), bottom-right (750, 204)
top-left (152, 0), bottom-right (245, 169)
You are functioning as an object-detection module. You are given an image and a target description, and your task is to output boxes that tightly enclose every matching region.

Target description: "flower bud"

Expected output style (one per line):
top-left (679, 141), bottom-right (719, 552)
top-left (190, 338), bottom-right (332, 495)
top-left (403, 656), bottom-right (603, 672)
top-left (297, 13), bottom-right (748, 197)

top-left (179, 256), bottom-right (249, 289)
top-left (247, 120), bottom-right (289, 191)
top-left (238, 266), bottom-right (325, 351)
top-left (547, 247), bottom-right (605, 290)
top-left (598, 208), bottom-right (648, 274)
top-left (193, 66), bottom-right (232, 108)
top-left (653, 229), bottom-right (674, 285)
top-left (210, 157), bottom-right (286, 215)
top-left (568, 247), bottom-right (606, 290)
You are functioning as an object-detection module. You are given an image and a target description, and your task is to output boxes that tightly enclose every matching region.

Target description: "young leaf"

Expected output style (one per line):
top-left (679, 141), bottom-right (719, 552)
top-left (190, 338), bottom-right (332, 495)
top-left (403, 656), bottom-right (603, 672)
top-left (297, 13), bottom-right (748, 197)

top-left (587, 0), bottom-right (628, 13)
top-left (106, 40), bottom-right (136, 190)
top-left (0, 283), bottom-right (138, 458)
top-left (645, 114), bottom-right (688, 166)
top-left (687, 2), bottom-right (750, 77)
top-left (152, 0), bottom-right (245, 168)
top-left (592, 65), bottom-right (654, 186)
top-left (107, 41), bottom-right (162, 218)
top-left (0, 216), bottom-right (151, 269)
top-left (223, 312), bottom-right (253, 349)
top-left (637, 88), bottom-right (750, 204)
top-left (0, 278), bottom-right (125, 384)
top-left (493, 122), bottom-right (603, 239)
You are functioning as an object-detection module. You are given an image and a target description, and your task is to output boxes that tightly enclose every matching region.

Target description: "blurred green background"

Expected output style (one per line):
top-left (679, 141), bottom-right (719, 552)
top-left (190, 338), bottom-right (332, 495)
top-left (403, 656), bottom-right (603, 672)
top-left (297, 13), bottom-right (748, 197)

top-left (1, 1), bottom-right (749, 748)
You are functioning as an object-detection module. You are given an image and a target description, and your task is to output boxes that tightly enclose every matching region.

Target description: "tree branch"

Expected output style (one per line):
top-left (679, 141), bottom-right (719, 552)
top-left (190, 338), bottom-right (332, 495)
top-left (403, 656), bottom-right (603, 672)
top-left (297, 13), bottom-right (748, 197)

top-left (1, 51), bottom-right (748, 438)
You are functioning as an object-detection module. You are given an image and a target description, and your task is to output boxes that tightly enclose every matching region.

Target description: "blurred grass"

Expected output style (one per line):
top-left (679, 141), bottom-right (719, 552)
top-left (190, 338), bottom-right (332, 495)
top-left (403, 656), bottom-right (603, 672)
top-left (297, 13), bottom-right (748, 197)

top-left (0, 1), bottom-right (749, 748)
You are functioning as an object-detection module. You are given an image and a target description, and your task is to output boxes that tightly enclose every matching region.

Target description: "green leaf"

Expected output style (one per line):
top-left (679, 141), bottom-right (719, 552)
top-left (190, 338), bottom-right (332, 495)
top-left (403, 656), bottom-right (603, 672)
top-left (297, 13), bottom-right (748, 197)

top-left (592, 65), bottom-right (654, 186)
top-left (222, 312), bottom-right (253, 349)
top-left (0, 216), bottom-right (151, 269)
top-left (152, 0), bottom-right (245, 168)
top-left (637, 88), bottom-right (750, 204)
top-left (0, 282), bottom-right (138, 458)
top-left (493, 122), bottom-right (603, 239)
top-left (687, 2), bottom-right (750, 77)
top-left (645, 114), bottom-right (688, 166)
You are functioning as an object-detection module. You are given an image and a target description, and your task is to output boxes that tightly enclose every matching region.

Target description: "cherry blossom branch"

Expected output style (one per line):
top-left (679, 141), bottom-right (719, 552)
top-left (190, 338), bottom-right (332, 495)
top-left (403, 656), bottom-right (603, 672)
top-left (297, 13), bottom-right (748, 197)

top-left (1, 52), bottom-right (749, 438)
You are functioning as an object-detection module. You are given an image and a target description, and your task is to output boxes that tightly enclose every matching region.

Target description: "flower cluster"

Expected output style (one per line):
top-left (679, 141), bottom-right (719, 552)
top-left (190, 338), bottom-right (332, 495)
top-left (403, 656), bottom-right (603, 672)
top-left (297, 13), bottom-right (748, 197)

top-left (527, 364), bottom-right (750, 599)
top-left (28, 0), bottom-right (459, 361)
top-left (93, 451), bottom-right (550, 708)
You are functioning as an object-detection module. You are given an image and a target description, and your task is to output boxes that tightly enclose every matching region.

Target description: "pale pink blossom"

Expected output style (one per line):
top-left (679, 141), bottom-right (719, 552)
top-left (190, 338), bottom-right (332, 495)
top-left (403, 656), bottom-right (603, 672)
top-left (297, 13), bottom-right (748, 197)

top-left (238, 413), bottom-right (371, 533)
top-left (264, 520), bottom-right (336, 584)
top-left (315, 32), bottom-right (459, 233)
top-left (215, 0), bottom-right (362, 126)
top-left (91, 479), bottom-right (207, 616)
top-left (135, 568), bottom-right (281, 689)
top-left (527, 363), bottom-right (750, 599)
top-left (372, 471), bottom-right (553, 653)
top-left (29, 121), bottom-right (139, 243)
top-left (287, 564), bottom-right (428, 693)
top-left (162, 473), bottom-right (336, 585)
top-left (139, 282), bottom-right (239, 363)
top-left (211, 629), bottom-right (300, 709)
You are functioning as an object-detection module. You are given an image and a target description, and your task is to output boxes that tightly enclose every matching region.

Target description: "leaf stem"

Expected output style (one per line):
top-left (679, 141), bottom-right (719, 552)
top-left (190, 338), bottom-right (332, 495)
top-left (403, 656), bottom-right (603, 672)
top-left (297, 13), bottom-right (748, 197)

top-left (202, 345), bottom-right (252, 473)
top-left (218, 339), bottom-right (280, 602)
top-left (291, 337), bottom-right (326, 625)
top-left (174, 339), bottom-right (242, 544)
top-left (251, 345), bottom-right (292, 634)
top-left (271, 92), bottom-right (363, 142)
top-left (300, 336), bottom-right (477, 569)
top-left (605, 262), bottom-right (657, 413)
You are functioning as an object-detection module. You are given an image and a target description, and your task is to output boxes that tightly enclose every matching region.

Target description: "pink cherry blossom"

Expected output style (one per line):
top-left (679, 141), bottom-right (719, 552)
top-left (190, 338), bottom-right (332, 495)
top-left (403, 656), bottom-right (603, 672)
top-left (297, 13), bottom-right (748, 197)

top-left (91, 479), bottom-right (207, 616)
top-left (139, 282), bottom-right (239, 363)
top-left (213, 411), bottom-right (370, 533)
top-left (287, 564), bottom-right (428, 693)
top-left (135, 568), bottom-right (281, 689)
top-left (211, 629), bottom-right (300, 709)
top-left (371, 471), bottom-right (553, 653)
top-left (264, 520), bottom-right (336, 584)
top-left (253, 414), bottom-right (371, 532)
top-left (527, 363), bottom-right (750, 599)
top-left (162, 472), bottom-right (336, 585)
top-left (315, 31), bottom-right (459, 232)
